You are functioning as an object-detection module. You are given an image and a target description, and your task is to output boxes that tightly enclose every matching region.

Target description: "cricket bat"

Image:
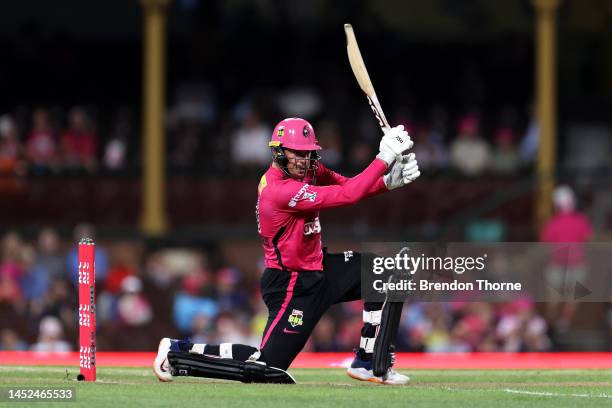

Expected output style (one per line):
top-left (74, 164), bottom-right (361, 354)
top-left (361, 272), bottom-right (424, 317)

top-left (344, 23), bottom-right (390, 133)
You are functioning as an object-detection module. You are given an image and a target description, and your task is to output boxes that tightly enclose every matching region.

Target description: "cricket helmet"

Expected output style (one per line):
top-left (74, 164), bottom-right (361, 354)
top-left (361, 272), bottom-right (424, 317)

top-left (269, 118), bottom-right (321, 181)
top-left (269, 118), bottom-right (321, 151)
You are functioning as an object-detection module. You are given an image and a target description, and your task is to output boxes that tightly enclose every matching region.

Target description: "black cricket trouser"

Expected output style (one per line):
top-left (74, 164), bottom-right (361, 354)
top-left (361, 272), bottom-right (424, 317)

top-left (259, 251), bottom-right (382, 370)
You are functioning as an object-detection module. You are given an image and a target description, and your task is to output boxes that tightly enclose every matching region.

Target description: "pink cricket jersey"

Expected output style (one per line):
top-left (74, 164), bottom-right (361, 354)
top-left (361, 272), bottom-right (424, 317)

top-left (256, 159), bottom-right (388, 272)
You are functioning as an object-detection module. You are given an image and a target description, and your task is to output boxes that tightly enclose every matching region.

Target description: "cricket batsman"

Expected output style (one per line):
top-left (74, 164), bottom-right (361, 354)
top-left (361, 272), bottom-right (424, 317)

top-left (153, 118), bottom-right (420, 385)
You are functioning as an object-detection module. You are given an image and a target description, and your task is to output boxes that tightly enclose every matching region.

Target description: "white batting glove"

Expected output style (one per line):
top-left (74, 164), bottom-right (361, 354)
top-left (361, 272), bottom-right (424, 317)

top-left (383, 153), bottom-right (420, 190)
top-left (401, 152), bottom-right (420, 184)
top-left (376, 125), bottom-right (414, 166)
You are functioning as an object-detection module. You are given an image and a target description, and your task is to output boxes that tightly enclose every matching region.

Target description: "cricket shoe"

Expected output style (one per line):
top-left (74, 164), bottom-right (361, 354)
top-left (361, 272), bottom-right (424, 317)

top-left (346, 350), bottom-right (410, 385)
top-left (153, 338), bottom-right (191, 382)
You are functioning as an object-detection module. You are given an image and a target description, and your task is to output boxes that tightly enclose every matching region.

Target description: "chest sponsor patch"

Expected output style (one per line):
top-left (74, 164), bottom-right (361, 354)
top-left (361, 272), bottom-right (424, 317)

top-left (303, 217), bottom-right (321, 236)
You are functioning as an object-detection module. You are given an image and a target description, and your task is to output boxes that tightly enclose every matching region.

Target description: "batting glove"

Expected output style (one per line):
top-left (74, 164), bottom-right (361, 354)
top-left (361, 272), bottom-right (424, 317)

top-left (383, 153), bottom-right (420, 190)
top-left (376, 125), bottom-right (414, 166)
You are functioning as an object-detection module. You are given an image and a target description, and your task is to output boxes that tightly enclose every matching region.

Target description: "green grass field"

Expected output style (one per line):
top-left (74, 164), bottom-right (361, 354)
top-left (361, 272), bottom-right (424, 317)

top-left (1, 366), bottom-right (611, 408)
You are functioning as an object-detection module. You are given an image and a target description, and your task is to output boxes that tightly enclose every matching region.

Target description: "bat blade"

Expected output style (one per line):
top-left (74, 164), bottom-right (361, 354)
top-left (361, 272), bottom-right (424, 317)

top-left (344, 23), bottom-right (390, 132)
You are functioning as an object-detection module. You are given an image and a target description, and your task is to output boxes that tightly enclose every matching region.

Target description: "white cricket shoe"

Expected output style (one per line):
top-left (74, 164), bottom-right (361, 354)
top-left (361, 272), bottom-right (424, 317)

top-left (153, 338), bottom-right (174, 382)
top-left (381, 368), bottom-right (410, 385)
top-left (347, 366), bottom-right (410, 385)
top-left (346, 351), bottom-right (410, 385)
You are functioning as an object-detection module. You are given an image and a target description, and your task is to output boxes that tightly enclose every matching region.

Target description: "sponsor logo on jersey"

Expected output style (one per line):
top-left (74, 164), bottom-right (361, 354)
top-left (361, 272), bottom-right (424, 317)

top-left (258, 175), bottom-right (267, 194)
top-left (288, 184), bottom-right (317, 207)
top-left (304, 217), bottom-right (321, 236)
top-left (283, 328), bottom-right (300, 334)
top-left (344, 251), bottom-right (354, 262)
top-left (288, 309), bottom-right (304, 327)
top-left (255, 197), bottom-right (262, 234)
top-left (302, 191), bottom-right (317, 202)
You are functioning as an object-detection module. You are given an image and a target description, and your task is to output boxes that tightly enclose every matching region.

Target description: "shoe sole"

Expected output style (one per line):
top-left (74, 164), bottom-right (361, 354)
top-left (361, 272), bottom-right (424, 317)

top-left (153, 338), bottom-right (172, 382)
top-left (346, 369), bottom-right (383, 384)
top-left (347, 368), bottom-right (409, 385)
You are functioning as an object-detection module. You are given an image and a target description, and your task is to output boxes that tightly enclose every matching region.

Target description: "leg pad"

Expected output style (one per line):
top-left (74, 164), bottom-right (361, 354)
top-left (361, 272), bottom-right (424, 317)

top-left (168, 351), bottom-right (296, 384)
top-left (372, 301), bottom-right (403, 377)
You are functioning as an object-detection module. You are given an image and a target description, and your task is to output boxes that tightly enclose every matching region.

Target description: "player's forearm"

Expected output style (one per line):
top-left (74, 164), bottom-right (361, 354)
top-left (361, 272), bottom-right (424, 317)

top-left (365, 176), bottom-right (388, 197)
top-left (345, 159), bottom-right (388, 197)
top-left (317, 158), bottom-right (387, 208)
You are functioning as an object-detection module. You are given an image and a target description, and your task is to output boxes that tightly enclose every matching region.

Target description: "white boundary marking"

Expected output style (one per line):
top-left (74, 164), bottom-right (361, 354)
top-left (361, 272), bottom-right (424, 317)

top-left (440, 385), bottom-right (612, 399)
top-left (503, 388), bottom-right (612, 399)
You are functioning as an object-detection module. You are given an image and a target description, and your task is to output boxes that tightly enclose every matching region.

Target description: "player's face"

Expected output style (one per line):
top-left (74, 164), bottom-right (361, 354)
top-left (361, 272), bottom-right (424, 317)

top-left (284, 149), bottom-right (312, 179)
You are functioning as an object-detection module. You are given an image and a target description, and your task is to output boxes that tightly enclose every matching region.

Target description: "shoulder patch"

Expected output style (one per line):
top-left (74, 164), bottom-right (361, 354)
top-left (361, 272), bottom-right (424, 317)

top-left (258, 175), bottom-right (267, 194)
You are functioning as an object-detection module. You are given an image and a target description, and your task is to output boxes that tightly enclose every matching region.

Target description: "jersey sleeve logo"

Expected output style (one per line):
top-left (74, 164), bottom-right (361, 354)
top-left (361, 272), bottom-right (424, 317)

top-left (288, 184), bottom-right (317, 207)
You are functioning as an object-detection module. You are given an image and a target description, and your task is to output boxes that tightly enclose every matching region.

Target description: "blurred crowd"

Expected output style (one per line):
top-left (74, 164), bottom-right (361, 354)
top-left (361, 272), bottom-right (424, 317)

top-left (222, 101), bottom-right (538, 178)
top-left (0, 98), bottom-right (540, 178)
top-left (0, 106), bottom-right (132, 176)
top-left (1, 223), bottom-right (584, 354)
